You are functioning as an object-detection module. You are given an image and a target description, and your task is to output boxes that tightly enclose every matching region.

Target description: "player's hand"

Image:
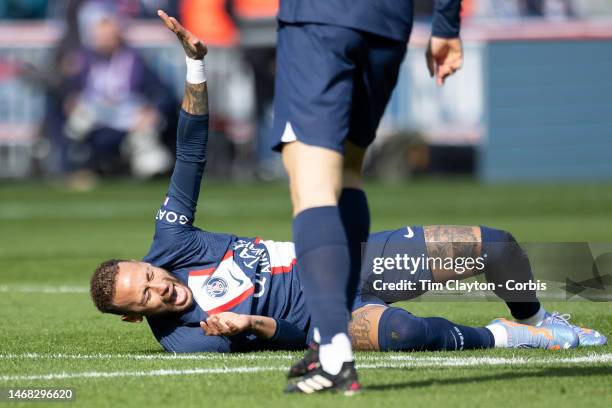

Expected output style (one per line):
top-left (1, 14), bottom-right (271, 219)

top-left (425, 36), bottom-right (463, 86)
top-left (157, 9), bottom-right (207, 60)
top-left (200, 312), bottom-right (251, 336)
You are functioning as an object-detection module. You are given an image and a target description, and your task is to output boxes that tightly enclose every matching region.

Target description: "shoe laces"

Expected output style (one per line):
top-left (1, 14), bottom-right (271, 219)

top-left (545, 311), bottom-right (572, 327)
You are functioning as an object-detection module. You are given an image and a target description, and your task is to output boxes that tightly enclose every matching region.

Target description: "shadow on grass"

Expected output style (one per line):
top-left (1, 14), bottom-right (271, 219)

top-left (364, 366), bottom-right (612, 392)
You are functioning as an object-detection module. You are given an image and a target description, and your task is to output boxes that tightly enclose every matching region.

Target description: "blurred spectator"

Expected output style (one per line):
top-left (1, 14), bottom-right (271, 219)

top-left (228, 0), bottom-right (281, 180)
top-left (36, 0), bottom-right (86, 178)
top-left (469, 0), bottom-right (577, 20)
top-left (180, 0), bottom-right (256, 179)
top-left (47, 0), bottom-right (176, 182)
top-left (115, 0), bottom-right (180, 19)
top-left (0, 0), bottom-right (179, 20)
top-left (520, 0), bottom-right (575, 18)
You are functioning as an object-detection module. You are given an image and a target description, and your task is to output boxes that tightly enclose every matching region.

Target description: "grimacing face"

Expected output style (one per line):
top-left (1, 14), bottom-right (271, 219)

top-left (113, 261), bottom-right (193, 317)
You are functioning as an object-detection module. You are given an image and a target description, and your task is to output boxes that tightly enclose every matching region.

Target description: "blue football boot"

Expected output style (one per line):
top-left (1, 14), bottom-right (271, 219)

top-left (538, 312), bottom-right (607, 347)
top-left (489, 318), bottom-right (578, 350)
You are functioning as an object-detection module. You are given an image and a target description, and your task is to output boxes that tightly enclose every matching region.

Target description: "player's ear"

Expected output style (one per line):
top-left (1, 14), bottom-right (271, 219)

top-left (121, 314), bottom-right (143, 323)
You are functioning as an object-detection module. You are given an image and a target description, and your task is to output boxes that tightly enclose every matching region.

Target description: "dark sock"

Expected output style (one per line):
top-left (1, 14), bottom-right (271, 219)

top-left (480, 226), bottom-right (541, 320)
top-left (338, 188), bottom-right (370, 309)
top-left (293, 206), bottom-right (351, 344)
top-left (378, 307), bottom-right (494, 351)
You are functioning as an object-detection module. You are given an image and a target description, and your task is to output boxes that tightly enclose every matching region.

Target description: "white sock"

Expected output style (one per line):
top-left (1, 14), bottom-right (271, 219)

top-left (516, 306), bottom-right (547, 326)
top-left (486, 323), bottom-right (508, 348)
top-left (313, 328), bottom-right (321, 344)
top-left (318, 333), bottom-right (353, 375)
top-left (185, 56), bottom-right (206, 84)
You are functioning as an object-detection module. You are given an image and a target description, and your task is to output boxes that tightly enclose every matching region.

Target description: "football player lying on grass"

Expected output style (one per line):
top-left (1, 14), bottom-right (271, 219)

top-left (90, 12), bottom-right (606, 361)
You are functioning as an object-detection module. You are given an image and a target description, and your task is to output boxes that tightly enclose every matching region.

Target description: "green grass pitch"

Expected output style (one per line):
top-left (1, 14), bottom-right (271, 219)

top-left (0, 180), bottom-right (610, 407)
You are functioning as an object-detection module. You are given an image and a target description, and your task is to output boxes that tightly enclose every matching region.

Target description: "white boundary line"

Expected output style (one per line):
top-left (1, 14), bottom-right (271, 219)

top-left (0, 367), bottom-right (281, 382)
top-left (1, 353), bottom-right (611, 363)
top-left (1, 354), bottom-right (610, 382)
top-left (0, 353), bottom-right (296, 361)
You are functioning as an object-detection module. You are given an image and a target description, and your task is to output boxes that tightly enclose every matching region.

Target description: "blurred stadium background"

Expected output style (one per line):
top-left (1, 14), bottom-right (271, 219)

top-left (0, 3), bottom-right (611, 406)
top-left (0, 0), bottom-right (611, 184)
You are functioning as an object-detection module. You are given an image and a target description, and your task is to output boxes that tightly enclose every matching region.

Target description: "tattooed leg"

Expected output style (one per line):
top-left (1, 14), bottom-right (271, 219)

top-left (377, 306), bottom-right (494, 352)
top-left (349, 305), bottom-right (386, 351)
top-left (424, 225), bottom-right (483, 283)
top-left (425, 225), bottom-right (542, 320)
top-left (349, 304), bottom-right (495, 352)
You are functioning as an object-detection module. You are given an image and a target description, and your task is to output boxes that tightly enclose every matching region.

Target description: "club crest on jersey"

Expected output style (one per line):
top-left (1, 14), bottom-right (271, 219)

top-left (204, 276), bottom-right (228, 298)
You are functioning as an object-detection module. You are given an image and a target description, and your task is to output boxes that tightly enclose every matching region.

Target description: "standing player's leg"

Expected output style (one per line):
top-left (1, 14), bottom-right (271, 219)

top-left (283, 142), bottom-right (352, 366)
top-left (285, 143), bottom-right (370, 390)
top-left (282, 139), bottom-right (358, 394)
top-left (273, 23), bottom-right (362, 392)
top-left (339, 33), bottom-right (407, 309)
top-left (291, 34), bottom-right (407, 391)
top-left (293, 33), bottom-right (408, 387)
top-left (340, 142), bottom-right (370, 310)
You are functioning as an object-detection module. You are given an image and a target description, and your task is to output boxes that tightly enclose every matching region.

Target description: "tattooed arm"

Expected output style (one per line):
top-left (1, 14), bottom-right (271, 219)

top-left (182, 82), bottom-right (208, 116)
top-left (201, 312), bottom-right (277, 339)
top-left (200, 312), bottom-right (307, 349)
top-left (158, 10), bottom-right (209, 115)
top-left (146, 11), bottom-right (212, 229)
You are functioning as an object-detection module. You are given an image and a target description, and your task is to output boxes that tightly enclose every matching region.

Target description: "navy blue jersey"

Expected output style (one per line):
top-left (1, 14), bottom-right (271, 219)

top-left (278, 0), bottom-right (461, 42)
top-left (143, 110), bottom-right (309, 353)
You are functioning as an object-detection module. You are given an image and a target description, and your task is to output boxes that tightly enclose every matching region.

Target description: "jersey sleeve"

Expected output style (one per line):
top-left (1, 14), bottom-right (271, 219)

top-left (432, 0), bottom-right (461, 38)
top-left (268, 318), bottom-right (308, 350)
top-left (157, 109), bottom-right (209, 228)
top-left (143, 111), bottom-right (234, 268)
top-left (144, 110), bottom-right (212, 264)
top-left (155, 324), bottom-right (232, 353)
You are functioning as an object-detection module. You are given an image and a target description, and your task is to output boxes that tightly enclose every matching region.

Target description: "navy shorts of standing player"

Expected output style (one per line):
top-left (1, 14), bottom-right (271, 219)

top-left (272, 0), bottom-right (464, 395)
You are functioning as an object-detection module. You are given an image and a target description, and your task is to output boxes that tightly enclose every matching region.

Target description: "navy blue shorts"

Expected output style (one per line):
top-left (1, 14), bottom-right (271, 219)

top-left (272, 22), bottom-right (407, 154)
top-left (351, 226), bottom-right (434, 310)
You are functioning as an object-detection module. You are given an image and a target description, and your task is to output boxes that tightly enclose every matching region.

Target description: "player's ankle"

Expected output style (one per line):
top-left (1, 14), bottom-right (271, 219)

top-left (486, 323), bottom-right (509, 348)
top-left (319, 333), bottom-right (354, 375)
top-left (516, 306), bottom-right (547, 326)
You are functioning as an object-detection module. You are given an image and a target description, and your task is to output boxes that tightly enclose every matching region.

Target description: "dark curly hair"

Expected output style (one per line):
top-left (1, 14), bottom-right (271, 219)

top-left (90, 259), bottom-right (128, 315)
